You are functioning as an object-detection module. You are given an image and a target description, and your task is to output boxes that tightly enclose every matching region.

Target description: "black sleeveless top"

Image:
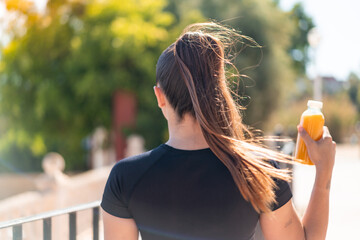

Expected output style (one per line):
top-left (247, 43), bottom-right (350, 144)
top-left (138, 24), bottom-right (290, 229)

top-left (101, 144), bottom-right (292, 240)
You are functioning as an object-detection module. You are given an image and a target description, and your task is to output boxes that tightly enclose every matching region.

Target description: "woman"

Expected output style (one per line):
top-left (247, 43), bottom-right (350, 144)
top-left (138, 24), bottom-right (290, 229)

top-left (101, 22), bottom-right (336, 240)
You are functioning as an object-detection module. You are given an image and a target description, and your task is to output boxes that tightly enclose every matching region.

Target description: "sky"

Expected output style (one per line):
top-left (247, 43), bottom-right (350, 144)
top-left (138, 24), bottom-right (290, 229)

top-left (280, 0), bottom-right (360, 80)
top-left (1, 0), bottom-right (360, 81)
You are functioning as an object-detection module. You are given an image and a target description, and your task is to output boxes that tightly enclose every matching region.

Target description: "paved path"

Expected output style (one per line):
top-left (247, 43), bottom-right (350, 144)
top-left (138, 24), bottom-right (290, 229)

top-left (292, 144), bottom-right (360, 240)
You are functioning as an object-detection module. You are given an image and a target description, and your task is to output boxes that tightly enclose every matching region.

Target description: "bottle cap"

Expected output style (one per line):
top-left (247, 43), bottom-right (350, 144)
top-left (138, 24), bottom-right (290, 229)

top-left (307, 100), bottom-right (323, 109)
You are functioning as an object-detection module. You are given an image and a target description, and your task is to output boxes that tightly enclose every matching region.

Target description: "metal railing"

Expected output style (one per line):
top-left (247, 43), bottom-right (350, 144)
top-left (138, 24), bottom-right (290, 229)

top-left (0, 200), bottom-right (101, 240)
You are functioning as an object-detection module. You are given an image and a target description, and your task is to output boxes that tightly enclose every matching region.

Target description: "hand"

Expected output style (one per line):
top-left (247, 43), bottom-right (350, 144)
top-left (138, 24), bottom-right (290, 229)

top-left (298, 125), bottom-right (336, 175)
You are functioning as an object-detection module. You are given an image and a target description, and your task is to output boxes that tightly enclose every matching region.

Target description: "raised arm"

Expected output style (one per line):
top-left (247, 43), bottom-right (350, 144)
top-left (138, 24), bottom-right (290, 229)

top-left (260, 126), bottom-right (336, 240)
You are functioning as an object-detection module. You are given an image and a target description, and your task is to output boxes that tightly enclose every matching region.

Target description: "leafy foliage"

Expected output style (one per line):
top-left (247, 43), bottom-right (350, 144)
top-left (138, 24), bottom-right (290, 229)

top-left (0, 0), bottom-right (197, 171)
top-left (0, 0), bottom-right (313, 171)
top-left (347, 72), bottom-right (360, 113)
top-left (288, 3), bottom-right (315, 76)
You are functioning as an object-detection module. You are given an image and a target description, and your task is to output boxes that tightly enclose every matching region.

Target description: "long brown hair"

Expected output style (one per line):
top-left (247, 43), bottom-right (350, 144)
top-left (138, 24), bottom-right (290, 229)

top-left (156, 22), bottom-right (291, 213)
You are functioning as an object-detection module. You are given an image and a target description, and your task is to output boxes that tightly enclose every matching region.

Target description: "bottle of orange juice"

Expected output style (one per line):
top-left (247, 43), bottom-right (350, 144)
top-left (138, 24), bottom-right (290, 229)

top-left (295, 100), bottom-right (325, 165)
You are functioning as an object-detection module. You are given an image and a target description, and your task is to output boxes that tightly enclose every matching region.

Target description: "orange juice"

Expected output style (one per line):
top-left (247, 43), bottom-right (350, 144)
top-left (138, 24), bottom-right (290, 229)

top-left (295, 100), bottom-right (324, 165)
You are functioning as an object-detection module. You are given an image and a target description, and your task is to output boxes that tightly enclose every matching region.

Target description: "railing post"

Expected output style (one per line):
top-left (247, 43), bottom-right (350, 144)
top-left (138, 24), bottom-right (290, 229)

top-left (69, 212), bottom-right (77, 240)
top-left (93, 207), bottom-right (99, 240)
top-left (12, 225), bottom-right (22, 240)
top-left (43, 218), bottom-right (52, 240)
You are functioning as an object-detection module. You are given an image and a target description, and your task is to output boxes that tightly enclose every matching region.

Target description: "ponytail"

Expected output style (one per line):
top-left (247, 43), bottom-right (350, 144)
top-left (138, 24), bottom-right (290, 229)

top-left (156, 22), bottom-right (291, 213)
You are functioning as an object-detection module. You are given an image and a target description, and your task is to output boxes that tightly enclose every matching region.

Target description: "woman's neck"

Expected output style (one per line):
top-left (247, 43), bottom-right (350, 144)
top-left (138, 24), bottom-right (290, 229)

top-left (166, 114), bottom-right (209, 150)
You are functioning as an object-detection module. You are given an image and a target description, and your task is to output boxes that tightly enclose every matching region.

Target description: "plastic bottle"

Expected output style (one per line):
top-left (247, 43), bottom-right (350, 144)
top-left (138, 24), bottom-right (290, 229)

top-left (295, 100), bottom-right (325, 165)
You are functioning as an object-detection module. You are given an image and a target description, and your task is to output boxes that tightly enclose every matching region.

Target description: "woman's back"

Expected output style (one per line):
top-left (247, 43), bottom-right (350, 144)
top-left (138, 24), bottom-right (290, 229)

top-left (101, 22), bottom-right (336, 240)
top-left (101, 144), bottom-right (292, 240)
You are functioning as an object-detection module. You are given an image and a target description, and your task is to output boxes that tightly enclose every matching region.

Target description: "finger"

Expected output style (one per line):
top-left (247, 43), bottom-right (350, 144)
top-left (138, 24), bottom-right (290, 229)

top-left (298, 125), bottom-right (315, 147)
top-left (322, 126), bottom-right (332, 139)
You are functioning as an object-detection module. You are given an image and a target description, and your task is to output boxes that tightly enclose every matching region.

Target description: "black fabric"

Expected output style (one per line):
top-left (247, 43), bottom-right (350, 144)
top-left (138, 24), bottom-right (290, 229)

top-left (101, 144), bottom-right (292, 240)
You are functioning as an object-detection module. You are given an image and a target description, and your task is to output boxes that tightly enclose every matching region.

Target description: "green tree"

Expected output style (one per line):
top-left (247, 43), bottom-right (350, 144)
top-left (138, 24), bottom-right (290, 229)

top-left (0, 0), bottom-right (198, 171)
top-left (0, 0), bottom-right (313, 172)
top-left (287, 3), bottom-right (315, 76)
top-left (347, 72), bottom-right (360, 112)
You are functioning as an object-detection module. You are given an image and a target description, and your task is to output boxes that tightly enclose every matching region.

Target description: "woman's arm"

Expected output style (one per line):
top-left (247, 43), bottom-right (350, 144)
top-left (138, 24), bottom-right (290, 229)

top-left (260, 126), bottom-right (336, 240)
top-left (102, 209), bottom-right (139, 240)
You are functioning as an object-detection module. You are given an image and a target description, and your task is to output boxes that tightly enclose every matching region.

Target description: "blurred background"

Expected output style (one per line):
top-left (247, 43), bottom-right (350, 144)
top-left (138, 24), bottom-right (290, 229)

top-left (0, 0), bottom-right (359, 239)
